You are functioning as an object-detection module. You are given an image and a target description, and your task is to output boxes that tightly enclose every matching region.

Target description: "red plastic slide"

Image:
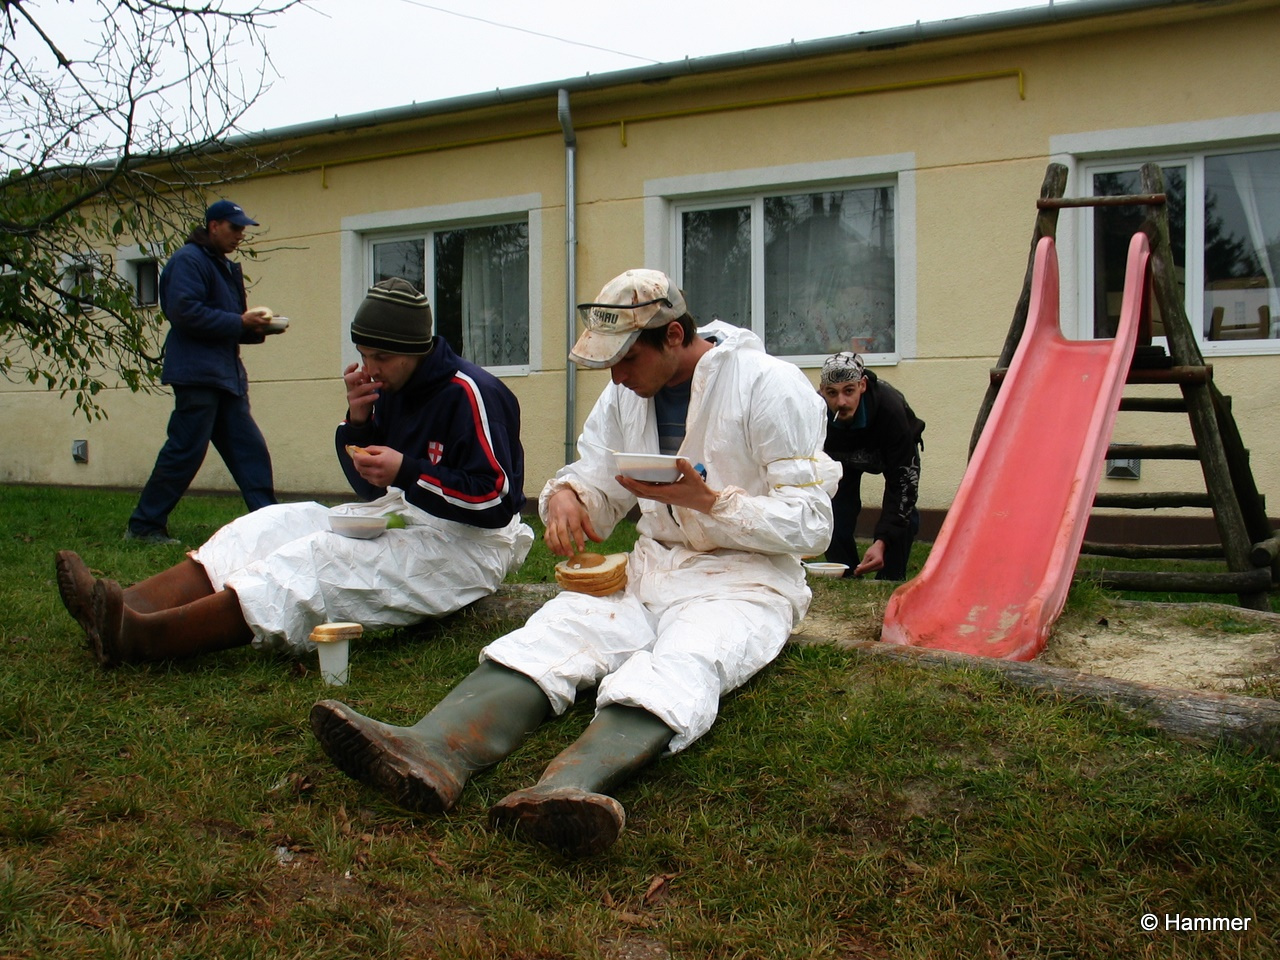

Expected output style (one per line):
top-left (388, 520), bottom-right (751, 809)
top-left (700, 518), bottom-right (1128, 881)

top-left (880, 232), bottom-right (1148, 660)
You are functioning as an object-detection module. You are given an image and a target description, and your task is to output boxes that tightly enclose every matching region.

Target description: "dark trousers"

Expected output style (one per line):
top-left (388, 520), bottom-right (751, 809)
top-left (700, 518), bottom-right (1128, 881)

top-left (825, 478), bottom-right (919, 581)
top-left (129, 385), bottom-right (276, 535)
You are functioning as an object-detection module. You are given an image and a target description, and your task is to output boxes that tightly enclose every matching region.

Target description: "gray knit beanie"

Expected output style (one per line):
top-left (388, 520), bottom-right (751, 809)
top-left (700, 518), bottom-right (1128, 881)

top-left (350, 277), bottom-right (434, 354)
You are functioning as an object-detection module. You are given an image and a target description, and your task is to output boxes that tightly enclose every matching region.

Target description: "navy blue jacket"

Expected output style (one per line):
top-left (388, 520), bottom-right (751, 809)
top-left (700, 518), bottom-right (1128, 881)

top-left (336, 337), bottom-right (526, 529)
top-left (157, 229), bottom-right (262, 395)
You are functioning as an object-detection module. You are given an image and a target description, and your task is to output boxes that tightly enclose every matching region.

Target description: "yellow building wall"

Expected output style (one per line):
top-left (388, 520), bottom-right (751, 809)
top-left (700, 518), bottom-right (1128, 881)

top-left (3, 0), bottom-right (1277, 534)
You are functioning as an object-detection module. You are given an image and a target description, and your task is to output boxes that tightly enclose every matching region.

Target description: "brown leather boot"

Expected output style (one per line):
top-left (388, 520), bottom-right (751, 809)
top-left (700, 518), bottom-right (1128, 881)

top-left (90, 579), bottom-right (253, 668)
top-left (120, 558), bottom-right (214, 613)
top-left (489, 705), bottom-right (673, 857)
top-left (311, 661), bottom-right (550, 814)
top-left (55, 551), bottom-right (97, 645)
top-left (56, 552), bottom-right (215, 651)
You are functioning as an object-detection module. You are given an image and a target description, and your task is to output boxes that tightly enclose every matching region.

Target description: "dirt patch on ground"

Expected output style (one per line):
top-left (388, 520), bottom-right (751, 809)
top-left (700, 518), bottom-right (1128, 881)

top-left (1038, 602), bottom-right (1280, 692)
top-left (794, 595), bottom-right (1280, 695)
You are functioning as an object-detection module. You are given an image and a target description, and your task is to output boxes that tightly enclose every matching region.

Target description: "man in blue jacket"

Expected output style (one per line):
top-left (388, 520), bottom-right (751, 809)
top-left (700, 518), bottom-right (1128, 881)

top-left (127, 199), bottom-right (278, 544)
top-left (57, 278), bottom-right (532, 668)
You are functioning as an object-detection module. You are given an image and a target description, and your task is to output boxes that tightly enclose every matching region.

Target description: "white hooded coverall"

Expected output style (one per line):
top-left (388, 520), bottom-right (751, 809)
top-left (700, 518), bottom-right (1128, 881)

top-left (194, 490), bottom-right (533, 654)
top-left (483, 322), bottom-right (838, 752)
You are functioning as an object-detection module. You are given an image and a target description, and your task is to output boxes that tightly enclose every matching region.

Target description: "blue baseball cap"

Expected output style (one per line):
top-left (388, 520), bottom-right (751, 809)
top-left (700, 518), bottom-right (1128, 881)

top-left (204, 200), bottom-right (259, 227)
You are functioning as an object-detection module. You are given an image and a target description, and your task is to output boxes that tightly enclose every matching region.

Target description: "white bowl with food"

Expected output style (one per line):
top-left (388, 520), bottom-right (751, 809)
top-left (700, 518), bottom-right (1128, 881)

top-left (328, 514), bottom-right (388, 540)
top-left (263, 316), bottom-right (290, 334)
top-left (612, 451), bottom-right (682, 483)
top-left (803, 561), bottom-right (849, 578)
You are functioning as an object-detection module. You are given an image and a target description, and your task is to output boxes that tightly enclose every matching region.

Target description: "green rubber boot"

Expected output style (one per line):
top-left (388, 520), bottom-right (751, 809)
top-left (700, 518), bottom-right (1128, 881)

top-left (311, 661), bottom-right (551, 815)
top-left (489, 704), bottom-right (674, 857)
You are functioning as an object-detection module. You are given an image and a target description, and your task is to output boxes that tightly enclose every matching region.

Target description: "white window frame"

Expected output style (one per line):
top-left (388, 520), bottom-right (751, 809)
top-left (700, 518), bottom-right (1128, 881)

top-left (1052, 112), bottom-right (1280, 357)
top-left (114, 243), bottom-right (161, 307)
top-left (341, 195), bottom-right (542, 376)
top-left (644, 155), bottom-right (917, 368)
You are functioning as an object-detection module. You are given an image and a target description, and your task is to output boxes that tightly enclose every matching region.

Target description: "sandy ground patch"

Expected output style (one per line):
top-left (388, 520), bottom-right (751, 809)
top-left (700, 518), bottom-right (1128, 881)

top-left (794, 596), bottom-right (1280, 695)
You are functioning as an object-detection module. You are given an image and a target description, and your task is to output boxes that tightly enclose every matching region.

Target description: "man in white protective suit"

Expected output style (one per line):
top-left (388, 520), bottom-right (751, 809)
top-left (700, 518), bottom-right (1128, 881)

top-left (55, 278), bottom-right (532, 668)
top-left (310, 268), bottom-right (838, 857)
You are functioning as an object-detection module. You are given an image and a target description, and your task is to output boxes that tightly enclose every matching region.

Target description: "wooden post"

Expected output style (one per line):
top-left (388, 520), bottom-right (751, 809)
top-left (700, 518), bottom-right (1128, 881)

top-left (968, 163), bottom-right (1068, 458)
top-left (1207, 379), bottom-right (1279, 585)
top-left (1139, 164), bottom-right (1270, 610)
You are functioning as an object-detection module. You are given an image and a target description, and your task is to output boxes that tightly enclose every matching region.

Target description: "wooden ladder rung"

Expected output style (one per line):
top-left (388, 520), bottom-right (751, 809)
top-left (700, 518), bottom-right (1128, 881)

top-left (1073, 566), bottom-right (1273, 594)
top-left (1080, 541), bottom-right (1224, 560)
top-left (1125, 365), bottom-right (1212, 385)
top-left (1253, 536), bottom-right (1280, 567)
top-left (1118, 397), bottom-right (1187, 413)
top-left (1093, 492), bottom-right (1212, 509)
top-left (1104, 443), bottom-right (1198, 460)
top-left (987, 365), bottom-right (1212, 386)
top-left (1038, 194), bottom-right (1166, 209)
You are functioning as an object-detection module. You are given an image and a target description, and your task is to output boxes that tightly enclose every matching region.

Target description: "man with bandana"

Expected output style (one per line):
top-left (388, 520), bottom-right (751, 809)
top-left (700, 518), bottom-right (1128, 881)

top-left (818, 351), bottom-right (925, 580)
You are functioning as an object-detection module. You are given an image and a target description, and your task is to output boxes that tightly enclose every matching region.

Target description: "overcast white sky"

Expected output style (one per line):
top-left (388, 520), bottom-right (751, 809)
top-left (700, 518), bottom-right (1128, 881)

top-left (239, 0), bottom-right (1055, 132)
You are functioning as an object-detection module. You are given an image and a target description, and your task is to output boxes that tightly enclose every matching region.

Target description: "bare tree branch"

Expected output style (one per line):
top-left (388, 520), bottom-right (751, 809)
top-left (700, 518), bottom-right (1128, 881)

top-left (0, 0), bottom-right (308, 418)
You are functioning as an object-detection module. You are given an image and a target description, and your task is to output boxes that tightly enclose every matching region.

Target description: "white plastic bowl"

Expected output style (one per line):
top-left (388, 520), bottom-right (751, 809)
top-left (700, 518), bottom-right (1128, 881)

top-left (612, 451), bottom-right (681, 483)
top-left (803, 561), bottom-right (849, 578)
top-left (328, 514), bottom-right (388, 539)
top-left (263, 316), bottom-right (290, 334)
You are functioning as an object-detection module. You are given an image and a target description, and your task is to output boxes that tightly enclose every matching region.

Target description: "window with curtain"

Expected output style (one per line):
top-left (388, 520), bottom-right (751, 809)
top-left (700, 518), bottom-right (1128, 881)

top-left (678, 184), bottom-right (896, 359)
top-left (370, 219), bottom-right (529, 367)
top-left (1087, 148), bottom-right (1280, 347)
top-left (1204, 149), bottom-right (1280, 342)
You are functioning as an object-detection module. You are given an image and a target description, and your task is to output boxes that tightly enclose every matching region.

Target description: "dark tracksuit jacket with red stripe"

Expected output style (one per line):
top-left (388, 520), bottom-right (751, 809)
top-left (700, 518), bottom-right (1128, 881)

top-left (335, 336), bottom-right (525, 529)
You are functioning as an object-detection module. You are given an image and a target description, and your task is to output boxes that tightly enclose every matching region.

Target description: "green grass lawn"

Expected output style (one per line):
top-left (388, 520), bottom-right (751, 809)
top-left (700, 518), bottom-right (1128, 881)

top-left (2, 485), bottom-right (1278, 958)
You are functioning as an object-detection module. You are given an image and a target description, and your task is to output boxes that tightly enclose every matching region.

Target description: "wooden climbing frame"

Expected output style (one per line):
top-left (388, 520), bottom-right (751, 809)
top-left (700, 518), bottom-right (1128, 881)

top-left (970, 162), bottom-right (1278, 610)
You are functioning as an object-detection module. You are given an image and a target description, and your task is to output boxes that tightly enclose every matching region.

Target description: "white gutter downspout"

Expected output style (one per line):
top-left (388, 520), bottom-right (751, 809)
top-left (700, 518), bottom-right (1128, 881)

top-left (558, 88), bottom-right (578, 466)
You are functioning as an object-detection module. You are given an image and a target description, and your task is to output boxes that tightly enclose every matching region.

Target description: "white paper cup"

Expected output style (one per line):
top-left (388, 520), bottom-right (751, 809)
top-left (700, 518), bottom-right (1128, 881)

top-left (310, 622), bottom-right (362, 686)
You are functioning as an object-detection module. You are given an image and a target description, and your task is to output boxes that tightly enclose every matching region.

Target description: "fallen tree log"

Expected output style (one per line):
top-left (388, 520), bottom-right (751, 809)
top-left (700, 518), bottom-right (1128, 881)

top-left (459, 583), bottom-right (558, 624)
top-left (839, 640), bottom-right (1280, 758)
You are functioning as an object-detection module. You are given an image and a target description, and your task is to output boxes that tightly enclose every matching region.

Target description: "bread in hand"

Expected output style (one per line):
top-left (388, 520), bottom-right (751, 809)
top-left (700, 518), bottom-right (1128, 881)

top-left (554, 552), bottom-right (628, 597)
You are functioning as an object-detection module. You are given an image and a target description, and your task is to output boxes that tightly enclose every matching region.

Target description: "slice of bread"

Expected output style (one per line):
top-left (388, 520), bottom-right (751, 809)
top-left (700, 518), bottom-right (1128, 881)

top-left (309, 621), bottom-right (363, 643)
top-left (554, 552), bottom-right (628, 597)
